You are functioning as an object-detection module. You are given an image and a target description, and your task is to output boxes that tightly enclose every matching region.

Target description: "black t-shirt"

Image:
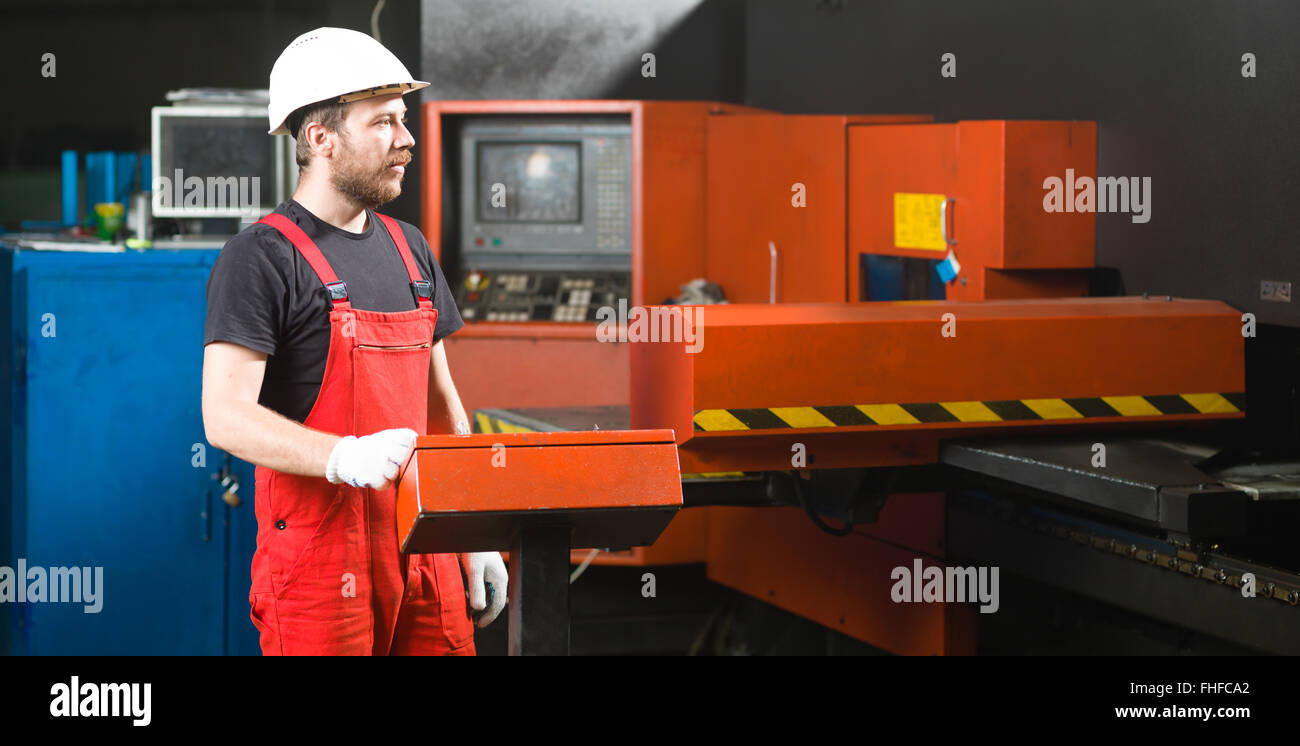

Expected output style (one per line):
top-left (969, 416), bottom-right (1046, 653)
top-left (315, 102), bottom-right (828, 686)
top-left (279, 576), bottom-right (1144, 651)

top-left (204, 199), bottom-right (463, 423)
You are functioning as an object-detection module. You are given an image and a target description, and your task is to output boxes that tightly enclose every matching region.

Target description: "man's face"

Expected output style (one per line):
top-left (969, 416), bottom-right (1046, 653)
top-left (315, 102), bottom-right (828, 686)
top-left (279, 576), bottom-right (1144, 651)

top-left (328, 94), bottom-right (414, 209)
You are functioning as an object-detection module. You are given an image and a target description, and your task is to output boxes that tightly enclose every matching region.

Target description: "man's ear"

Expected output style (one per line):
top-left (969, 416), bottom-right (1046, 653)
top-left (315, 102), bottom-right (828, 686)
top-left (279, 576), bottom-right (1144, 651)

top-left (305, 122), bottom-right (336, 161)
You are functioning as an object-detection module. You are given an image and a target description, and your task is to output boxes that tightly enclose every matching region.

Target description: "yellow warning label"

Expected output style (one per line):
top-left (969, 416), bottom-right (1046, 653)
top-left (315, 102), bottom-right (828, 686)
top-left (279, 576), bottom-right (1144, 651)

top-left (893, 193), bottom-right (948, 251)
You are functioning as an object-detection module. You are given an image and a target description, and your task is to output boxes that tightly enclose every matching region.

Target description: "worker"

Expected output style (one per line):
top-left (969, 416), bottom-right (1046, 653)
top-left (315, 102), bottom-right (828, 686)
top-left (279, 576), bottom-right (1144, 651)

top-left (201, 27), bottom-right (507, 655)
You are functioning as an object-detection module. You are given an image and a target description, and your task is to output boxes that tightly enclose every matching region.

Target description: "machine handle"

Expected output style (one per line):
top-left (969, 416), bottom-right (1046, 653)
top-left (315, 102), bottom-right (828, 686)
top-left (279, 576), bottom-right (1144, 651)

top-left (768, 241), bottom-right (778, 304)
top-left (940, 198), bottom-right (956, 246)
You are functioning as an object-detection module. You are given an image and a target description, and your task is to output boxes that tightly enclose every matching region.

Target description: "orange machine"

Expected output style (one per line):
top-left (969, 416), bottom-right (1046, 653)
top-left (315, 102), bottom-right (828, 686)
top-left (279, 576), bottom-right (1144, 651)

top-left (693, 116), bottom-right (1108, 653)
top-left (421, 102), bottom-right (1246, 655)
top-left (422, 100), bottom-right (768, 417)
top-left (627, 298), bottom-right (1243, 653)
top-left (422, 100), bottom-right (767, 568)
top-left (706, 117), bottom-right (1095, 303)
top-left (423, 102), bottom-right (944, 569)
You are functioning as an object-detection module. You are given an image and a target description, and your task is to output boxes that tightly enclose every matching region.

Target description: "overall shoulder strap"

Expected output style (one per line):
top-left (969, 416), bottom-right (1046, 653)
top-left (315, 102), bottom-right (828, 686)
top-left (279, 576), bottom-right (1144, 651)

top-left (374, 212), bottom-right (433, 309)
top-left (256, 212), bottom-right (351, 308)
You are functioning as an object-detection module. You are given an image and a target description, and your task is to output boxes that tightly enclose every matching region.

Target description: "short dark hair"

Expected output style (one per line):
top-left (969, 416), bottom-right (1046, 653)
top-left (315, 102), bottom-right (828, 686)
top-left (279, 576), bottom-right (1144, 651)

top-left (289, 100), bottom-right (353, 169)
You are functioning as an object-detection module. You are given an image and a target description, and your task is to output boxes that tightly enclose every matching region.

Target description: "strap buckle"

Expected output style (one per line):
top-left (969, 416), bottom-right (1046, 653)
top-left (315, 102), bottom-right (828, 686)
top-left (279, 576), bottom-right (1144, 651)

top-left (325, 281), bottom-right (349, 302)
top-left (411, 280), bottom-right (432, 304)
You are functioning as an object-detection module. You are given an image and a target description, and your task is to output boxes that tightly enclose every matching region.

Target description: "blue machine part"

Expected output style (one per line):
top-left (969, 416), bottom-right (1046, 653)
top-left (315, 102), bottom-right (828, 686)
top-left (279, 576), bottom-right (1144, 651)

top-left (74, 151), bottom-right (146, 225)
top-left (61, 151), bottom-right (78, 227)
top-left (0, 245), bottom-right (260, 655)
top-left (83, 152), bottom-right (112, 216)
top-left (114, 153), bottom-right (138, 220)
top-left (862, 254), bottom-right (947, 301)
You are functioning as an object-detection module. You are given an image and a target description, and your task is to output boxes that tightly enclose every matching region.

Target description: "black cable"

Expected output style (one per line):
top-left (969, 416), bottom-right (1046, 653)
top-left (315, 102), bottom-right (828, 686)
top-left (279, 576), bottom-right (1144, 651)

top-left (789, 472), bottom-right (855, 536)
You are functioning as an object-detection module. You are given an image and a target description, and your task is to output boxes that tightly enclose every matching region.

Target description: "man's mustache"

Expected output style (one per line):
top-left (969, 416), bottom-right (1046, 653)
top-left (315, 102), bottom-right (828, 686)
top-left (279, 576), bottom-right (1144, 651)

top-left (384, 152), bottom-right (413, 169)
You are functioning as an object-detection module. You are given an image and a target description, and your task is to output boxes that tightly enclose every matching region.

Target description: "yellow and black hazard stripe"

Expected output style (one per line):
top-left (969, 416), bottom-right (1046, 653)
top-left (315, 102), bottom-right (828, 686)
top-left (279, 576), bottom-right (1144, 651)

top-left (473, 412), bottom-right (537, 434)
top-left (692, 392), bottom-right (1246, 432)
top-left (474, 411), bottom-right (746, 479)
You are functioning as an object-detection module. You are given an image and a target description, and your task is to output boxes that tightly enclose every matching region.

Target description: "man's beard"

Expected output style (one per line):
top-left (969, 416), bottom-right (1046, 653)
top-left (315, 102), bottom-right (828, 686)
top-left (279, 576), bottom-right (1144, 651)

top-left (330, 140), bottom-right (410, 210)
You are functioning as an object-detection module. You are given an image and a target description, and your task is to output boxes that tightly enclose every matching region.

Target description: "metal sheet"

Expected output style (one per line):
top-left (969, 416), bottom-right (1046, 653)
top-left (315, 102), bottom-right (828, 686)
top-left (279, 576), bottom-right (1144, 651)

top-left (940, 434), bottom-right (1250, 536)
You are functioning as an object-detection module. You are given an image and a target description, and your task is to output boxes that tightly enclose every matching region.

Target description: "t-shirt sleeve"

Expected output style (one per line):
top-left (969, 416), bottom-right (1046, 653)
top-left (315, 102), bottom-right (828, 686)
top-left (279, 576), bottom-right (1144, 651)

top-left (203, 228), bottom-right (288, 355)
top-left (411, 230), bottom-right (464, 343)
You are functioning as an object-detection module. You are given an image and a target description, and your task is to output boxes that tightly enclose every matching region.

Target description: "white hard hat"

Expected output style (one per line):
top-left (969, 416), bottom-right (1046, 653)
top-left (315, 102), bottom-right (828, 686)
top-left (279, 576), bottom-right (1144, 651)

top-left (267, 27), bottom-right (429, 136)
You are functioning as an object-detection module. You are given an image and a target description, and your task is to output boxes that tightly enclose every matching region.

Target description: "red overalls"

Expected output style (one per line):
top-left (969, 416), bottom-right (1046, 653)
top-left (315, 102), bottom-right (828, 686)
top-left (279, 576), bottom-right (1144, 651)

top-left (247, 211), bottom-right (475, 656)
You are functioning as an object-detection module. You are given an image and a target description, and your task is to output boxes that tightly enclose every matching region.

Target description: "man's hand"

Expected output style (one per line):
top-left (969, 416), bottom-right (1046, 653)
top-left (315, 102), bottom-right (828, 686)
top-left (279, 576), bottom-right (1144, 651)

top-left (325, 428), bottom-right (417, 489)
top-left (460, 552), bottom-right (508, 627)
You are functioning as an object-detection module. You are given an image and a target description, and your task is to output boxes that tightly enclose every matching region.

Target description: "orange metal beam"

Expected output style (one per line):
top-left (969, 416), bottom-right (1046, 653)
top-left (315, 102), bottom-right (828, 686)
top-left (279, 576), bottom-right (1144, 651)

top-left (631, 298), bottom-right (1245, 473)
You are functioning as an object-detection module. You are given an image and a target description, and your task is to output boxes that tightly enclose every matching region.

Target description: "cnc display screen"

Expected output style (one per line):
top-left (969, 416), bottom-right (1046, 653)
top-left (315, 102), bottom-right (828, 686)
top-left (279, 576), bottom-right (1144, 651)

top-left (476, 142), bottom-right (581, 223)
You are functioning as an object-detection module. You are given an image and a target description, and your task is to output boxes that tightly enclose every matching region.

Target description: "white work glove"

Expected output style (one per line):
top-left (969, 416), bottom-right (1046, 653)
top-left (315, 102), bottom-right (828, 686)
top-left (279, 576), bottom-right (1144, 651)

top-left (325, 428), bottom-right (417, 489)
top-left (460, 552), bottom-right (508, 628)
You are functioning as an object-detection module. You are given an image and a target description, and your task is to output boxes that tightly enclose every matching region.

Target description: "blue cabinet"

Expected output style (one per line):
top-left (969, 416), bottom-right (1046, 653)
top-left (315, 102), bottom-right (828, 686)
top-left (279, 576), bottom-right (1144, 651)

top-left (1, 245), bottom-right (259, 655)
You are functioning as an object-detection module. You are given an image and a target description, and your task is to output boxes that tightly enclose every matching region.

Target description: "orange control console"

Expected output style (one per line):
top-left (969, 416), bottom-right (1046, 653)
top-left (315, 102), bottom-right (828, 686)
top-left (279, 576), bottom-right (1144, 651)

top-left (395, 429), bottom-right (683, 654)
top-left (397, 430), bottom-right (683, 554)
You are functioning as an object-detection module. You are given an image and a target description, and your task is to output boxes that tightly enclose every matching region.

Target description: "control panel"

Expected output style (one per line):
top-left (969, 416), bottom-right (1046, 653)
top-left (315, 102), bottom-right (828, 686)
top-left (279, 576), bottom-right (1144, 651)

top-left (456, 270), bottom-right (631, 323)
top-left (459, 116), bottom-right (633, 268)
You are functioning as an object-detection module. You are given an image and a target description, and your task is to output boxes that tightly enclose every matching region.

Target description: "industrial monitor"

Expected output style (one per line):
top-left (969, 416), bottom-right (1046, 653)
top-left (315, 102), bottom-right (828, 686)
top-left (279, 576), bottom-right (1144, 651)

top-left (455, 115), bottom-right (632, 323)
top-left (151, 105), bottom-right (297, 219)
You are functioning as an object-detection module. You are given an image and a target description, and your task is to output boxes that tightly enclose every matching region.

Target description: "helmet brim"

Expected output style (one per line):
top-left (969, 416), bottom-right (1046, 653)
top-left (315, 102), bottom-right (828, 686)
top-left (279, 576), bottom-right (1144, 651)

top-left (268, 81), bottom-right (430, 136)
